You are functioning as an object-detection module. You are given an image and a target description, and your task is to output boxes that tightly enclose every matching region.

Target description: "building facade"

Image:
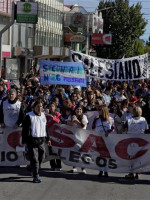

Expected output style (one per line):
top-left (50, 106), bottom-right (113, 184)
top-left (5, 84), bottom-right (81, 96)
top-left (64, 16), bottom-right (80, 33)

top-left (1, 0), bottom-right (67, 79)
top-left (35, 0), bottom-right (64, 48)
top-left (13, 0), bottom-right (65, 77)
top-left (0, 0), bottom-right (15, 62)
top-left (64, 4), bottom-right (103, 54)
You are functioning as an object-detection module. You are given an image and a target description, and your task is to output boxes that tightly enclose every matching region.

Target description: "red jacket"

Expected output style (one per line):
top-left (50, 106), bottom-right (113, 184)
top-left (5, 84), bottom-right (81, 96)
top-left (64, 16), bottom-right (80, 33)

top-left (46, 112), bottom-right (61, 127)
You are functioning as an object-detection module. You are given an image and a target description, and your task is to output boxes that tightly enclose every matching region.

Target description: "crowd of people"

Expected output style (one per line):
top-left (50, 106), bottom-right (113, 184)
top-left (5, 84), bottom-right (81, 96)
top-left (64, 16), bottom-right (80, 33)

top-left (0, 70), bottom-right (150, 183)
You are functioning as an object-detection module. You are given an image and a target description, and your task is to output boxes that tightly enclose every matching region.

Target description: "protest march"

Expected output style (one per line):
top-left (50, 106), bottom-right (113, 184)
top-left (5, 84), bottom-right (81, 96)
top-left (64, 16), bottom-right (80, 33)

top-left (0, 52), bottom-right (150, 183)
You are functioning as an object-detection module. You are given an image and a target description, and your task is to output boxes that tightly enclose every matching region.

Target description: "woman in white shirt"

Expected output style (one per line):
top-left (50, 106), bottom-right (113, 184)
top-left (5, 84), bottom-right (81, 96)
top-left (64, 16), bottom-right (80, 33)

top-left (67, 105), bottom-right (88, 174)
top-left (92, 104), bottom-right (113, 177)
top-left (124, 106), bottom-right (148, 179)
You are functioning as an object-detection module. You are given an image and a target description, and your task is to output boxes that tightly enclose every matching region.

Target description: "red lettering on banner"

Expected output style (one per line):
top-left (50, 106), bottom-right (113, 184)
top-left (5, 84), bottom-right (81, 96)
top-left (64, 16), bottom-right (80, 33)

top-left (7, 130), bottom-right (22, 149)
top-left (79, 134), bottom-right (111, 158)
top-left (115, 138), bottom-right (149, 160)
top-left (50, 125), bottom-right (75, 148)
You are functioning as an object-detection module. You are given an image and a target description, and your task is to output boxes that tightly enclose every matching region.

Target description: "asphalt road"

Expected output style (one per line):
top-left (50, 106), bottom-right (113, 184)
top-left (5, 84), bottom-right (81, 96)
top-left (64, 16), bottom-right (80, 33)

top-left (0, 162), bottom-right (150, 200)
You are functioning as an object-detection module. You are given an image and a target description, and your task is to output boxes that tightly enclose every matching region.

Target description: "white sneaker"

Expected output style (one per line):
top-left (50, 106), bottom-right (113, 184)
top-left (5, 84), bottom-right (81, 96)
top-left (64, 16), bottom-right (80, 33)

top-left (81, 169), bottom-right (86, 174)
top-left (55, 168), bottom-right (62, 171)
top-left (72, 168), bottom-right (77, 173)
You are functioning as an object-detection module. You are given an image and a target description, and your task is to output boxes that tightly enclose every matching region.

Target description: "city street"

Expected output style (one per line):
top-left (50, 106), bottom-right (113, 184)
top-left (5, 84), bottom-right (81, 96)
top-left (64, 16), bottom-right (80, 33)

top-left (0, 162), bottom-right (150, 200)
top-left (0, 1), bottom-right (150, 200)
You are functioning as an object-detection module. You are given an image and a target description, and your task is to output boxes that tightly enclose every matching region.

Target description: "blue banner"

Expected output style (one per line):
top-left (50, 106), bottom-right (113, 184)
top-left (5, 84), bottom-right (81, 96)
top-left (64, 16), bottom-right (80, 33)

top-left (40, 60), bottom-right (87, 87)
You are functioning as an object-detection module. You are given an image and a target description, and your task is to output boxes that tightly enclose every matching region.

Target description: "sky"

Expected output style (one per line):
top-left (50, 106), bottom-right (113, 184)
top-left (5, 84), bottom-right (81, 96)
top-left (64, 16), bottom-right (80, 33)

top-left (64, 0), bottom-right (150, 41)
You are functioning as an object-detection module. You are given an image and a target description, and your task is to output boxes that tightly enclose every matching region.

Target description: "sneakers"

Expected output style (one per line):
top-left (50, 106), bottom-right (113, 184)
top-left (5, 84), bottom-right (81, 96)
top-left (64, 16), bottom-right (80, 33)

top-left (81, 169), bottom-right (86, 174)
top-left (125, 173), bottom-right (134, 179)
top-left (71, 168), bottom-right (78, 173)
top-left (33, 177), bottom-right (42, 183)
top-left (135, 173), bottom-right (140, 179)
top-left (49, 168), bottom-right (55, 171)
top-left (98, 171), bottom-right (108, 177)
top-left (104, 172), bottom-right (108, 177)
top-left (55, 168), bottom-right (62, 171)
top-left (98, 171), bottom-right (103, 177)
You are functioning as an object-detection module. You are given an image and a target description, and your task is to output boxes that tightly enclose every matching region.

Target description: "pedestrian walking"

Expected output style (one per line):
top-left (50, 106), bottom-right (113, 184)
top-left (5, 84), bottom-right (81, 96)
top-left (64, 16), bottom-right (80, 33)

top-left (22, 100), bottom-right (51, 183)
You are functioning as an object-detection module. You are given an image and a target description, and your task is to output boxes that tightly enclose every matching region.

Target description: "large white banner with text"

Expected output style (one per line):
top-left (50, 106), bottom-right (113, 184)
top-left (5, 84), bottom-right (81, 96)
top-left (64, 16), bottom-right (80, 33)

top-left (70, 51), bottom-right (149, 81)
top-left (50, 124), bottom-right (150, 173)
top-left (1, 125), bottom-right (150, 173)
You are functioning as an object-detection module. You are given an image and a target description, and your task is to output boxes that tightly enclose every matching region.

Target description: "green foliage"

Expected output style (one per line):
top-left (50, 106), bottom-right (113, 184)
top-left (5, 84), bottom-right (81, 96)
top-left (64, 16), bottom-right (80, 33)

top-left (134, 40), bottom-right (145, 55)
top-left (94, 0), bottom-right (147, 59)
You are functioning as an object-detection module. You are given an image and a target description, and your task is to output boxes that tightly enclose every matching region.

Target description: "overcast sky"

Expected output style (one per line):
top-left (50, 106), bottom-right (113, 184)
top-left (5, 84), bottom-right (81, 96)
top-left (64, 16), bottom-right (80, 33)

top-left (64, 0), bottom-right (150, 41)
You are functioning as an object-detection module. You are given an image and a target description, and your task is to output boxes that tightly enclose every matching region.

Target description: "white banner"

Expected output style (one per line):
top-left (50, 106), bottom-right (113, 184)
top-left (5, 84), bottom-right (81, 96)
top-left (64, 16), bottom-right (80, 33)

top-left (50, 124), bottom-right (150, 173)
top-left (2, 126), bottom-right (150, 173)
top-left (0, 128), bottom-right (52, 166)
top-left (71, 51), bottom-right (149, 81)
top-left (0, 128), bottom-right (29, 166)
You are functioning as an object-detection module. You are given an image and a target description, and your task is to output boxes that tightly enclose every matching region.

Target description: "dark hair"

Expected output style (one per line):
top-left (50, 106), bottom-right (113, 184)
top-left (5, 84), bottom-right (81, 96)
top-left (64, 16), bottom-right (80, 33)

top-left (105, 86), bottom-right (112, 91)
top-left (32, 100), bottom-right (43, 108)
top-left (33, 92), bottom-right (39, 97)
top-left (72, 105), bottom-right (83, 122)
top-left (48, 101), bottom-right (56, 107)
top-left (52, 96), bottom-right (59, 102)
top-left (10, 84), bottom-right (18, 90)
top-left (66, 108), bottom-right (73, 114)
top-left (0, 84), bottom-right (5, 89)
top-left (129, 90), bottom-right (135, 95)
top-left (100, 85), bottom-right (106, 90)
top-left (87, 91), bottom-right (94, 95)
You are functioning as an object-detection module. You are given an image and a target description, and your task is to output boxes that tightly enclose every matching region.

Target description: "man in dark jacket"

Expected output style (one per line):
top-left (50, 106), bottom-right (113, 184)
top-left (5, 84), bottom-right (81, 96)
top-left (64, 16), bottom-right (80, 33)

top-left (22, 100), bottom-right (51, 183)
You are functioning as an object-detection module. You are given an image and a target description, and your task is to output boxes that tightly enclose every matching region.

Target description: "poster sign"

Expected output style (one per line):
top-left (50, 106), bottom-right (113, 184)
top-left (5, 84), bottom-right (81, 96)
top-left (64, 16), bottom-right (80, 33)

top-left (71, 51), bottom-right (149, 80)
top-left (70, 35), bottom-right (86, 43)
top-left (5, 59), bottom-right (19, 80)
top-left (91, 33), bottom-right (112, 45)
top-left (40, 60), bottom-right (87, 87)
top-left (16, 2), bottom-right (38, 24)
top-left (2, 51), bottom-right (11, 60)
top-left (64, 34), bottom-right (86, 43)
top-left (71, 13), bottom-right (85, 27)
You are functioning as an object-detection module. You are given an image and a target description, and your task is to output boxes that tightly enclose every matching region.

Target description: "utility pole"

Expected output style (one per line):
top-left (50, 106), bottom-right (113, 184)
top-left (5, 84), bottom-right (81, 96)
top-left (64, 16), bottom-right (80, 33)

top-left (0, 2), bottom-right (15, 75)
top-left (86, 14), bottom-right (90, 55)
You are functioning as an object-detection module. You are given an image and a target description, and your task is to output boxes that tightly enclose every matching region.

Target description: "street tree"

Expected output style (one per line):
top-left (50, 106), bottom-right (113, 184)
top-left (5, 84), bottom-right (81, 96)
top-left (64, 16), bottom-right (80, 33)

top-left (94, 0), bottom-right (147, 59)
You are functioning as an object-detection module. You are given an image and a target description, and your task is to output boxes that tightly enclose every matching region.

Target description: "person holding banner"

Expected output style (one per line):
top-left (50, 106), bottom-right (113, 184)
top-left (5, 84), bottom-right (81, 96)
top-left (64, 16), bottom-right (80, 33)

top-left (92, 105), bottom-right (113, 177)
top-left (22, 100), bottom-right (51, 183)
top-left (46, 102), bottom-right (62, 171)
top-left (142, 97), bottom-right (150, 131)
top-left (67, 105), bottom-right (88, 174)
top-left (124, 106), bottom-right (148, 179)
top-left (109, 99), bottom-right (129, 134)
